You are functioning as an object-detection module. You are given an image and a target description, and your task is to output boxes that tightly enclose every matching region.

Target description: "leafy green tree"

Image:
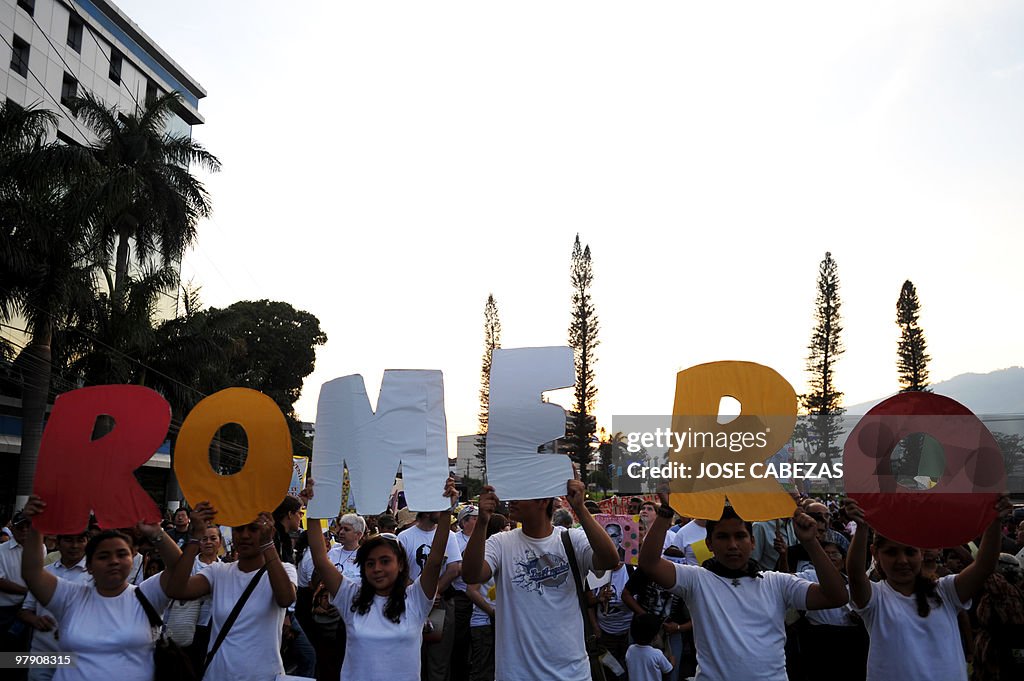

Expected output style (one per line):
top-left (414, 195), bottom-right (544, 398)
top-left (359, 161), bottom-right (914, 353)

top-left (567, 235), bottom-right (600, 481)
top-left (476, 294), bottom-right (501, 475)
top-left (800, 252), bottom-right (845, 462)
top-left (0, 102), bottom-right (99, 499)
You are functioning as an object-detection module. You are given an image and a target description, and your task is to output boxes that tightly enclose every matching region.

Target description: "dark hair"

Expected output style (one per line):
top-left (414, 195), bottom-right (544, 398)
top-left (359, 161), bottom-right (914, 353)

top-left (351, 536), bottom-right (410, 624)
top-left (631, 613), bottom-right (663, 646)
top-left (873, 534), bottom-right (941, 617)
top-left (294, 530), bottom-right (311, 568)
top-left (377, 514), bottom-right (398, 533)
top-left (705, 506), bottom-right (753, 537)
top-left (487, 514), bottom-right (508, 537)
top-left (85, 530), bottom-right (133, 565)
top-left (272, 496), bottom-right (302, 564)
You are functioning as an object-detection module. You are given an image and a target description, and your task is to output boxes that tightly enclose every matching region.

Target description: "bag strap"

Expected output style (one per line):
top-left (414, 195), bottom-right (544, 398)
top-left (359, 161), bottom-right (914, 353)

top-left (560, 530), bottom-right (599, 643)
top-left (134, 587), bottom-right (164, 630)
top-left (203, 565), bottom-right (268, 673)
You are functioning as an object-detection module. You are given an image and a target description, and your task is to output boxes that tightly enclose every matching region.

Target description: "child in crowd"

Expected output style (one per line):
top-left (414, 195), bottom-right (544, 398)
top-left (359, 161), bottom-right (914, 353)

top-left (625, 613), bottom-right (674, 681)
top-left (845, 496), bottom-right (1011, 681)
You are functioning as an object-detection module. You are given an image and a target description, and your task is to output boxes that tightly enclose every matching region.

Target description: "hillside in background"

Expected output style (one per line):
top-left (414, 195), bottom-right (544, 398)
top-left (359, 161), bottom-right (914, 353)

top-left (847, 367), bottom-right (1024, 415)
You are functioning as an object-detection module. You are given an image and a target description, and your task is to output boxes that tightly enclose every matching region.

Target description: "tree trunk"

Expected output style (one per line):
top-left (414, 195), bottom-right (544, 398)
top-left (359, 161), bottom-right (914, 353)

top-left (16, 326), bottom-right (52, 504)
top-left (113, 229), bottom-right (131, 301)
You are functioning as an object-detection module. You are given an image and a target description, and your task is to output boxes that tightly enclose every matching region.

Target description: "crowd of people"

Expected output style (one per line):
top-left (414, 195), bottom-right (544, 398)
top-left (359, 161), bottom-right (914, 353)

top-left (1, 482), bottom-right (1023, 681)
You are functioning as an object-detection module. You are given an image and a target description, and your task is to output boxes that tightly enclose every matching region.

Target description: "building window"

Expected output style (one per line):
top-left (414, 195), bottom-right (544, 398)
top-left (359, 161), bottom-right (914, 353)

top-left (145, 78), bottom-right (159, 105)
top-left (67, 15), bottom-right (84, 53)
top-left (10, 35), bottom-right (29, 78)
top-left (61, 73), bottom-right (77, 107)
top-left (109, 49), bottom-right (122, 84)
top-left (17, 0), bottom-right (34, 17)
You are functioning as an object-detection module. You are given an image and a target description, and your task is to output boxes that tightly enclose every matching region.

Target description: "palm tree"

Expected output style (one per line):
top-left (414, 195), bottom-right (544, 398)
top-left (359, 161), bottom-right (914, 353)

top-left (68, 91), bottom-right (221, 304)
top-left (0, 101), bottom-right (100, 500)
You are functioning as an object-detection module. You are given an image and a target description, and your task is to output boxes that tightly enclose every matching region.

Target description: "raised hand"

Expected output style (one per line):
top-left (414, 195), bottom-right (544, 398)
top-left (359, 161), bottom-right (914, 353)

top-left (793, 509), bottom-right (818, 544)
top-left (478, 485), bottom-right (499, 517)
top-left (22, 495), bottom-right (46, 519)
top-left (842, 499), bottom-right (865, 526)
top-left (566, 478), bottom-right (587, 514)
top-left (298, 478), bottom-right (315, 507)
top-left (189, 501), bottom-right (217, 538)
top-left (256, 511), bottom-right (275, 544)
top-left (444, 476), bottom-right (459, 508)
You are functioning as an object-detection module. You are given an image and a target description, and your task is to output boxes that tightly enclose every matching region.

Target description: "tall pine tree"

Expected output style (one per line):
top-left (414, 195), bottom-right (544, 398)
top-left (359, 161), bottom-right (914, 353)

top-left (895, 280), bottom-right (931, 479)
top-left (476, 294), bottom-right (501, 476)
top-left (568, 235), bottom-right (599, 482)
top-left (801, 252), bottom-right (845, 461)
top-left (896, 280), bottom-right (930, 392)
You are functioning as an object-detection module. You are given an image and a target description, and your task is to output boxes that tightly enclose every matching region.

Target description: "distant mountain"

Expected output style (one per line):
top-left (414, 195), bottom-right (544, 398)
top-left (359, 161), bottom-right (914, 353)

top-left (846, 366), bottom-right (1024, 415)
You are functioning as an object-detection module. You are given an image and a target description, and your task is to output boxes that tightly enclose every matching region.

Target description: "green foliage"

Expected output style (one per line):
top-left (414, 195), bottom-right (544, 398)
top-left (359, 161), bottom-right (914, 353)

top-left (896, 280), bottom-right (931, 392)
top-left (800, 252), bottom-right (845, 461)
top-left (567, 235), bottom-right (600, 481)
top-left (476, 294), bottom-right (501, 472)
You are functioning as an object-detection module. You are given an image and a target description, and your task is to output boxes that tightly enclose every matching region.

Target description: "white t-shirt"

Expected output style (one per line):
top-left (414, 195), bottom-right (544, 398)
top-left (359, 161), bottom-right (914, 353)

top-left (22, 558), bottom-right (92, 654)
top-left (469, 576), bottom-right (497, 628)
top-left (797, 566), bottom-right (856, 627)
top-left (670, 564), bottom-right (810, 681)
top-left (332, 575), bottom-right (433, 681)
top-left (670, 521), bottom-right (707, 565)
top-left (0, 540), bottom-right (28, 607)
top-left (397, 524), bottom-right (463, 586)
top-left (853, 574), bottom-right (969, 681)
top-left (327, 545), bottom-right (361, 583)
top-left (626, 643), bottom-right (673, 681)
top-left (297, 549), bottom-right (315, 588)
top-left (46, 574), bottom-right (169, 681)
top-left (594, 564), bottom-right (633, 634)
top-left (484, 527), bottom-right (595, 681)
top-left (199, 561), bottom-right (298, 681)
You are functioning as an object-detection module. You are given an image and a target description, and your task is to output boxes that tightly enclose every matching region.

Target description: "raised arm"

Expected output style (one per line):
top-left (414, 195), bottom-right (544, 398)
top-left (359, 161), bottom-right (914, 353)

top-left (461, 486), bottom-right (496, 585)
top-left (420, 478), bottom-right (458, 599)
top-left (308, 516), bottom-right (342, 597)
top-left (637, 491), bottom-right (680, 590)
top-left (135, 520), bottom-right (183, 595)
top-left (566, 479), bottom-right (619, 571)
top-left (797, 510), bottom-right (848, 610)
top-left (18, 497), bottom-right (56, 607)
top-left (844, 499), bottom-right (871, 608)
top-left (257, 511), bottom-right (296, 608)
top-left (165, 502), bottom-right (215, 600)
top-left (955, 494), bottom-right (1012, 604)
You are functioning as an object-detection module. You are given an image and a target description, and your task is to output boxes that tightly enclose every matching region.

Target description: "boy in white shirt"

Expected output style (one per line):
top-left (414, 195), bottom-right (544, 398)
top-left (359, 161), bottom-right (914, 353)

top-left (626, 613), bottom-right (674, 681)
top-left (638, 493), bottom-right (848, 681)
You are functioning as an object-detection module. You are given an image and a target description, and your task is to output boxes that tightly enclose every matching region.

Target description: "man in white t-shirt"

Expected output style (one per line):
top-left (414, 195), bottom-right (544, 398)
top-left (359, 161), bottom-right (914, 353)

top-left (638, 493), bottom-right (849, 681)
top-left (18, 533), bottom-right (91, 681)
top-left (461, 479), bottom-right (620, 681)
top-left (398, 511), bottom-right (464, 681)
top-left (450, 505), bottom-right (478, 681)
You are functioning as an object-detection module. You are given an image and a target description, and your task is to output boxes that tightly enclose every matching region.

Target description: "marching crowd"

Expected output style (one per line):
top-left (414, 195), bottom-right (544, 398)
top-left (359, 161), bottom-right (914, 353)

top-left (1, 481), bottom-right (1023, 681)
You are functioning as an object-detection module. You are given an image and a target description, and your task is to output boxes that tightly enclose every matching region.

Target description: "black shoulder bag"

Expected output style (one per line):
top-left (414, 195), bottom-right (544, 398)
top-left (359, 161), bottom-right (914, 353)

top-left (202, 565), bottom-right (268, 675)
top-left (561, 530), bottom-right (608, 681)
top-left (135, 587), bottom-right (198, 681)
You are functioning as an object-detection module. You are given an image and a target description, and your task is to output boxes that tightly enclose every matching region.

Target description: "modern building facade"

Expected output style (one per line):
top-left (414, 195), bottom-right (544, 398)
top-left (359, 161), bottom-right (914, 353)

top-left (0, 0), bottom-right (206, 514)
top-left (1, 0), bottom-right (205, 144)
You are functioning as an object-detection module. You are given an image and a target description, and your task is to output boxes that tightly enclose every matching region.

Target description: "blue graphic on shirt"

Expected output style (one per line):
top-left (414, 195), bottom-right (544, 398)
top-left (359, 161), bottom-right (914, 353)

top-left (511, 549), bottom-right (571, 594)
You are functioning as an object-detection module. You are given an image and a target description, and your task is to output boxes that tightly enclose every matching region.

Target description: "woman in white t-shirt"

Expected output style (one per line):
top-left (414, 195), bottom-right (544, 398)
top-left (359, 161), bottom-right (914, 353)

top-left (18, 496), bottom-right (187, 681)
top-left (166, 501), bottom-right (298, 681)
top-left (846, 496), bottom-right (1011, 681)
top-left (307, 478), bottom-right (458, 681)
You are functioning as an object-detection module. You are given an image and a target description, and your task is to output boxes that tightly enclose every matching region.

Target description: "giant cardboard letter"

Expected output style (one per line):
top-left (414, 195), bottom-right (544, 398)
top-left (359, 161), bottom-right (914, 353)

top-left (32, 386), bottom-right (168, 534)
top-left (669, 361), bottom-right (797, 521)
top-left (845, 392), bottom-right (1003, 548)
top-left (308, 371), bottom-right (449, 517)
top-left (175, 388), bottom-right (293, 526)
top-left (486, 347), bottom-right (576, 499)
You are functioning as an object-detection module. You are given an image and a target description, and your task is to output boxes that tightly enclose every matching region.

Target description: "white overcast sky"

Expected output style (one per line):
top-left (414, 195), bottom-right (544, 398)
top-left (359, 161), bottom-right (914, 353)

top-left (117, 0), bottom-right (1023, 450)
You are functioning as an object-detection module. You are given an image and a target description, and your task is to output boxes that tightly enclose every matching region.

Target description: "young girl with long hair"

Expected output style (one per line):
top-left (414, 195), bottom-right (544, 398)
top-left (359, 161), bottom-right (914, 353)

top-left (846, 496), bottom-right (1011, 681)
top-left (308, 478), bottom-right (458, 681)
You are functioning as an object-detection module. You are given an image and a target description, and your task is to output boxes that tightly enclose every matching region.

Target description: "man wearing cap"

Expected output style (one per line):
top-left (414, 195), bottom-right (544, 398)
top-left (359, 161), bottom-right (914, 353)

top-left (450, 506), bottom-right (478, 680)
